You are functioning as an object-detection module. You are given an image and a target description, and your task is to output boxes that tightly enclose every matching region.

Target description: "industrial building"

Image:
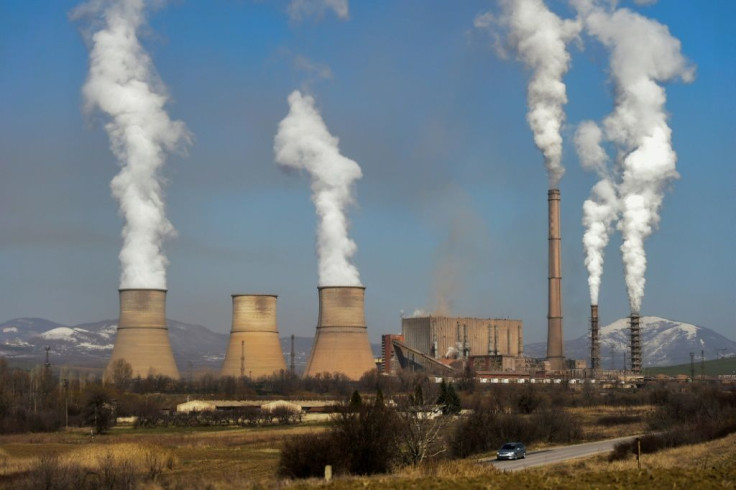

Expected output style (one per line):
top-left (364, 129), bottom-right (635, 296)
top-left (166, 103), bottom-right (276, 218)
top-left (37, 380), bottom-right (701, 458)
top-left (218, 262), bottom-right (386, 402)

top-left (388, 316), bottom-right (526, 374)
top-left (402, 316), bottom-right (523, 359)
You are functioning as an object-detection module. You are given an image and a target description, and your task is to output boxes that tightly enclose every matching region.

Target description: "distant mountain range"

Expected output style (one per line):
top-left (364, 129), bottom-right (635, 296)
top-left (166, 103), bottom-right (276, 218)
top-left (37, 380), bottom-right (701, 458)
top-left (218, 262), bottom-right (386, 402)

top-left (0, 318), bottom-right (314, 373)
top-left (524, 316), bottom-right (736, 369)
top-left (2, 316), bottom-right (734, 372)
top-left (0, 318), bottom-right (382, 374)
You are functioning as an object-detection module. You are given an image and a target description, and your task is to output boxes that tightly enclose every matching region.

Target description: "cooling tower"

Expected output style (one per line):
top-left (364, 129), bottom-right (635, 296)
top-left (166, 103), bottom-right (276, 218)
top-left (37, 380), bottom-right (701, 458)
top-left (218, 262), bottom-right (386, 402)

top-left (590, 304), bottom-right (600, 374)
top-left (547, 189), bottom-right (565, 371)
top-left (630, 313), bottom-right (641, 374)
top-left (304, 286), bottom-right (376, 380)
top-left (221, 294), bottom-right (286, 378)
top-left (105, 289), bottom-right (180, 380)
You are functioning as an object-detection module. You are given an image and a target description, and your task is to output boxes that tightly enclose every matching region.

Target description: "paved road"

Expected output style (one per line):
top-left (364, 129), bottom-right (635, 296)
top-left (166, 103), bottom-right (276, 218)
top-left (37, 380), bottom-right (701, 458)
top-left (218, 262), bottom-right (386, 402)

top-left (479, 435), bottom-right (639, 472)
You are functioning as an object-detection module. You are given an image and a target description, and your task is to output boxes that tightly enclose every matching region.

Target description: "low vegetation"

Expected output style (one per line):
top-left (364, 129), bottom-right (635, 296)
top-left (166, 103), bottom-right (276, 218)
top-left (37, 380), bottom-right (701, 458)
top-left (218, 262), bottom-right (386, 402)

top-left (2, 355), bottom-right (736, 487)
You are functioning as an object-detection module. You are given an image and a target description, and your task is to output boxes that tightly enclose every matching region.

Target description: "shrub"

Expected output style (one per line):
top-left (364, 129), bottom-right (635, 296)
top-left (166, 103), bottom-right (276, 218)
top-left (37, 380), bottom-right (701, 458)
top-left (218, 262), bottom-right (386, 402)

top-left (25, 454), bottom-right (87, 490)
top-left (332, 401), bottom-right (402, 475)
top-left (279, 399), bottom-right (403, 478)
top-left (82, 385), bottom-right (116, 434)
top-left (450, 406), bottom-right (500, 458)
top-left (279, 432), bottom-right (344, 478)
top-left (96, 451), bottom-right (139, 489)
top-left (450, 401), bottom-right (583, 458)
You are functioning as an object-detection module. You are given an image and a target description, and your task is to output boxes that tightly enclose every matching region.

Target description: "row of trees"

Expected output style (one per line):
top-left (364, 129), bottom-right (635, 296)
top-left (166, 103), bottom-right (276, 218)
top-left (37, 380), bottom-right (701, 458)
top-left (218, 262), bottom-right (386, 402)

top-left (0, 358), bottom-right (119, 433)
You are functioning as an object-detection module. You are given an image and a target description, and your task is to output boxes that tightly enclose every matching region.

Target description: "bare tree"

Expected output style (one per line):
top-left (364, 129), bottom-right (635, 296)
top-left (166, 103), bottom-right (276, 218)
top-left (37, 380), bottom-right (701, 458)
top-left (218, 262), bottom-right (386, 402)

top-left (108, 359), bottom-right (133, 390)
top-left (396, 386), bottom-right (450, 466)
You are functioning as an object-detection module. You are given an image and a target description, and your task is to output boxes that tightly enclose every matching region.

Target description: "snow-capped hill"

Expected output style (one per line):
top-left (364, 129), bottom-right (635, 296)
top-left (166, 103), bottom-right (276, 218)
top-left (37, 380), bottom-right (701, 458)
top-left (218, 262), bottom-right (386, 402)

top-left (525, 316), bottom-right (736, 368)
top-left (40, 327), bottom-right (89, 341)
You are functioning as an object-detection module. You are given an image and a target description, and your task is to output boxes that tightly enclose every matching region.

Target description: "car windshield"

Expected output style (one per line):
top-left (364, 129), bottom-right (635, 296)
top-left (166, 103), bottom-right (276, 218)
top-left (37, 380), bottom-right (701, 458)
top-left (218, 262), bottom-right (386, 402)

top-left (501, 444), bottom-right (516, 450)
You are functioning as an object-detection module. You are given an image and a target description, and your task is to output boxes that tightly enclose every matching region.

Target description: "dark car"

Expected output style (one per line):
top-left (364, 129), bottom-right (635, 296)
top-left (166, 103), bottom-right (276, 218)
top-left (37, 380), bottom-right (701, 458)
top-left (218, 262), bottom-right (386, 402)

top-left (496, 442), bottom-right (526, 460)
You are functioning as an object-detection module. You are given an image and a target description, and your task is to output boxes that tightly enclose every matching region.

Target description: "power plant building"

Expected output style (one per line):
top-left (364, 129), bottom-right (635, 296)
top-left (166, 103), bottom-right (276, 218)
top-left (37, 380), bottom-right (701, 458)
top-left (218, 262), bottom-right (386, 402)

top-left (401, 316), bottom-right (523, 360)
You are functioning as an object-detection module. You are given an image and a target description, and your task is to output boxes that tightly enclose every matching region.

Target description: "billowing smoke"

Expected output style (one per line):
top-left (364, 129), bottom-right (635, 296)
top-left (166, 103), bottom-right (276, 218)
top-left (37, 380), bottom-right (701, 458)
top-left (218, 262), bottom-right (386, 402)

top-left (274, 90), bottom-right (362, 286)
top-left (430, 189), bottom-right (490, 316)
top-left (574, 0), bottom-right (694, 313)
top-left (72, 0), bottom-right (190, 289)
top-left (477, 0), bottom-right (580, 188)
top-left (575, 121), bottom-right (618, 305)
top-left (581, 179), bottom-right (618, 305)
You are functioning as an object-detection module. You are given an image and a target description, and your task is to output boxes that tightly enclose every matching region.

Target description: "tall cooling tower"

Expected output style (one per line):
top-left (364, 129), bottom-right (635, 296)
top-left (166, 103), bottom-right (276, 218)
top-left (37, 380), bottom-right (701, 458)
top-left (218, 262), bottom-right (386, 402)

top-left (304, 286), bottom-right (375, 380)
top-left (106, 289), bottom-right (180, 379)
top-left (547, 189), bottom-right (565, 371)
top-left (630, 313), bottom-right (641, 374)
top-left (590, 304), bottom-right (600, 374)
top-left (221, 294), bottom-right (286, 378)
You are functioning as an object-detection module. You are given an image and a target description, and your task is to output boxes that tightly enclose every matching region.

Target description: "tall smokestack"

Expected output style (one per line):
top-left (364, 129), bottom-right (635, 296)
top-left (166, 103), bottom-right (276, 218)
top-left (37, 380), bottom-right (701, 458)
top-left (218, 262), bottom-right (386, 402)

top-left (547, 189), bottom-right (564, 370)
top-left (106, 289), bottom-right (179, 380)
top-left (304, 286), bottom-right (375, 380)
top-left (221, 295), bottom-right (286, 378)
top-left (630, 313), bottom-right (641, 374)
top-left (590, 304), bottom-right (600, 375)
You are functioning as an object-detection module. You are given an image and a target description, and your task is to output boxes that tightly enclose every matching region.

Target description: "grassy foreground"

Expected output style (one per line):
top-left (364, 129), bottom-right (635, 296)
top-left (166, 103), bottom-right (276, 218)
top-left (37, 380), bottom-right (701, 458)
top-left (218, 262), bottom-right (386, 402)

top-left (0, 418), bottom-right (734, 489)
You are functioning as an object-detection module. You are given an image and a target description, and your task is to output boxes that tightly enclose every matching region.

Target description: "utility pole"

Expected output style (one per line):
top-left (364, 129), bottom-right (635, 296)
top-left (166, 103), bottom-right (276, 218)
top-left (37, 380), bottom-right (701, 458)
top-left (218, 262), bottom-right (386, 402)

top-left (240, 340), bottom-right (245, 378)
top-left (701, 350), bottom-right (705, 379)
top-left (690, 352), bottom-right (695, 381)
top-left (290, 334), bottom-right (295, 373)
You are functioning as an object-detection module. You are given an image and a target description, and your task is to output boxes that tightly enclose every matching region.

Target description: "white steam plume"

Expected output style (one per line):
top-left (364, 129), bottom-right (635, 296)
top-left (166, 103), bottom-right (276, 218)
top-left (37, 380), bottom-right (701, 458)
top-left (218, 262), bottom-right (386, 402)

top-left (582, 179), bottom-right (618, 305)
top-left (73, 0), bottom-right (190, 289)
top-left (575, 121), bottom-right (618, 305)
top-left (274, 90), bottom-right (362, 286)
top-left (477, 0), bottom-right (580, 188)
top-left (575, 0), bottom-right (694, 313)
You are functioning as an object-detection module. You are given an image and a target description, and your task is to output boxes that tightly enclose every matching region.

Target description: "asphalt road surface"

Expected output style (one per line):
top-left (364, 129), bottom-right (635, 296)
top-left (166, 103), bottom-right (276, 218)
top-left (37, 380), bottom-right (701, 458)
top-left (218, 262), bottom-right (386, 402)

top-left (480, 435), bottom-right (639, 472)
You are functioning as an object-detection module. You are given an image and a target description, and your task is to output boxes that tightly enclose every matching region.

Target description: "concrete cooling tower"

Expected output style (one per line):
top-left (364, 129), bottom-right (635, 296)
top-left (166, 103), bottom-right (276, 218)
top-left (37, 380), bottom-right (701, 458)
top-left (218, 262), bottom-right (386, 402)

top-left (106, 289), bottom-right (180, 380)
top-left (304, 286), bottom-right (376, 380)
top-left (547, 189), bottom-right (565, 371)
top-left (221, 294), bottom-right (286, 378)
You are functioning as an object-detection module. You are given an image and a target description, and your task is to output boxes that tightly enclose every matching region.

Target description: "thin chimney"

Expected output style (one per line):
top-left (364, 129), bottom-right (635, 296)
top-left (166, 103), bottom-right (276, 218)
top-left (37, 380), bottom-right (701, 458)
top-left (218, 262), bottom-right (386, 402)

top-left (547, 189), bottom-right (564, 370)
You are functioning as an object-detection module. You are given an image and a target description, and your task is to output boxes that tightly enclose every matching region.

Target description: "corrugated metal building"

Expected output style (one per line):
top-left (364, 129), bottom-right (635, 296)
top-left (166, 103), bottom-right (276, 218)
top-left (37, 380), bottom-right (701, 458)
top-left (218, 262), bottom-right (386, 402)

top-left (401, 316), bottom-right (523, 360)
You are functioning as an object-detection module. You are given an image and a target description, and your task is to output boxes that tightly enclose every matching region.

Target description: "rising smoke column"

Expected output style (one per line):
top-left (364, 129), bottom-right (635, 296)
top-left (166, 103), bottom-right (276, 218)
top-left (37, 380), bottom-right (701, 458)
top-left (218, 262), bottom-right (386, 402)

top-left (575, 121), bottom-right (618, 305)
top-left (478, 0), bottom-right (580, 187)
top-left (574, 0), bottom-right (694, 313)
top-left (73, 0), bottom-right (190, 289)
top-left (274, 90), bottom-right (362, 286)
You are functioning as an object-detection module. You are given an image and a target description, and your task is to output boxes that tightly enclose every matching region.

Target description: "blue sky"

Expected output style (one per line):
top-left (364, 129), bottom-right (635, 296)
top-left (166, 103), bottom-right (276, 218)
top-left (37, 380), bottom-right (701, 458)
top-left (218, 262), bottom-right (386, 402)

top-left (1, 0), bottom-right (734, 347)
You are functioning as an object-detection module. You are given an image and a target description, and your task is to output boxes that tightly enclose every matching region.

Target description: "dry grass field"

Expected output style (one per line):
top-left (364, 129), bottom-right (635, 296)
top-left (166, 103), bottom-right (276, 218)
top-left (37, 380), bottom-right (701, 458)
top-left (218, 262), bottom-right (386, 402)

top-left (0, 410), bottom-right (734, 489)
top-left (0, 425), bottom-right (326, 488)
